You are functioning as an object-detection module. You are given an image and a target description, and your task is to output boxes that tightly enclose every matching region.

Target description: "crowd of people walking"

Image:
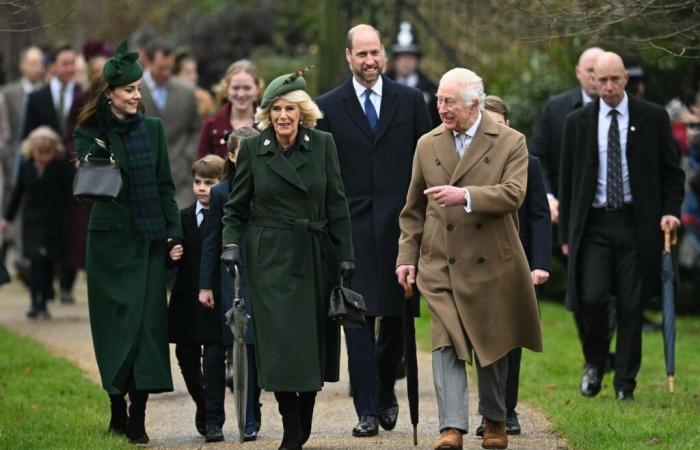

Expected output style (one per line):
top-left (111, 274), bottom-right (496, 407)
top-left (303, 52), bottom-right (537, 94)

top-left (0, 17), bottom-right (695, 450)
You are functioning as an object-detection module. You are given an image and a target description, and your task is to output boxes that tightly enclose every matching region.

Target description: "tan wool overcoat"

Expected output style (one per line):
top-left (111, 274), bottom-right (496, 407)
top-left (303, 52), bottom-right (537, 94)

top-left (397, 113), bottom-right (543, 366)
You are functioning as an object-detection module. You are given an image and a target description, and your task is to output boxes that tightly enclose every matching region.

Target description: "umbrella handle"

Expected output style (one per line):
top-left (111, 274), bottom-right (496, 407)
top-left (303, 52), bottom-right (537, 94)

top-left (668, 375), bottom-right (675, 394)
top-left (664, 228), bottom-right (671, 253)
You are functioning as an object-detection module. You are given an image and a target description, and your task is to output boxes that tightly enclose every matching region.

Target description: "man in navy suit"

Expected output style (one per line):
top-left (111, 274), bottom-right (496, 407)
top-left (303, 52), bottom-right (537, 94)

top-left (316, 23), bottom-right (431, 437)
top-left (22, 45), bottom-right (79, 140)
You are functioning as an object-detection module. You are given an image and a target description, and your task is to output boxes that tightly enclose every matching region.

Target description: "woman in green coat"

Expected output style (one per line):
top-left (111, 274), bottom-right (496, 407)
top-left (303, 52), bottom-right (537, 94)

top-left (73, 42), bottom-right (181, 444)
top-left (221, 71), bottom-right (354, 450)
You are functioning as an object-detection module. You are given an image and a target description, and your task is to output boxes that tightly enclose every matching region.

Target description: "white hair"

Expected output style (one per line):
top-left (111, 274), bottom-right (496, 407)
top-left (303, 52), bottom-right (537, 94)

top-left (440, 68), bottom-right (485, 110)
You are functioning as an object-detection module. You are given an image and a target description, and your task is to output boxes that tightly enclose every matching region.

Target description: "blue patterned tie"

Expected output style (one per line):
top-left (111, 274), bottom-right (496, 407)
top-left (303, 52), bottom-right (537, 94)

top-left (606, 109), bottom-right (623, 209)
top-left (364, 89), bottom-right (378, 131)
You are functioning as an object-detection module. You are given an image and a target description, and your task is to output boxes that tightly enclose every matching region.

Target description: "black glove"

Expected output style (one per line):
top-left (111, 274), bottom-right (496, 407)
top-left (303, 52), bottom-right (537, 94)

top-left (339, 260), bottom-right (355, 281)
top-left (221, 245), bottom-right (241, 277)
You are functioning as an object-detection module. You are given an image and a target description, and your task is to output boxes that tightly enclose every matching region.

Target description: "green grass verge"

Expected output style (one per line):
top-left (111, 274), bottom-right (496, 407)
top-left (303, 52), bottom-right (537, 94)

top-left (416, 299), bottom-right (700, 450)
top-left (0, 326), bottom-right (132, 450)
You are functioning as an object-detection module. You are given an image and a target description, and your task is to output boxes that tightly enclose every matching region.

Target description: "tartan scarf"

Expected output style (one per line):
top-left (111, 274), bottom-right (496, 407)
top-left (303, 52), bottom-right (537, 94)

top-left (110, 112), bottom-right (165, 241)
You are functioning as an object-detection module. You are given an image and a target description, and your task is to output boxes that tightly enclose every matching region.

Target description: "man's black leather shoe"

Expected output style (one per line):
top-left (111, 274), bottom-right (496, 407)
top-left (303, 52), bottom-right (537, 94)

top-left (475, 417), bottom-right (485, 437)
top-left (616, 390), bottom-right (634, 401)
top-left (205, 424), bottom-right (224, 442)
top-left (352, 415), bottom-right (379, 437)
top-left (580, 364), bottom-right (603, 397)
top-left (378, 402), bottom-right (399, 431)
top-left (506, 410), bottom-right (521, 435)
top-left (243, 421), bottom-right (258, 441)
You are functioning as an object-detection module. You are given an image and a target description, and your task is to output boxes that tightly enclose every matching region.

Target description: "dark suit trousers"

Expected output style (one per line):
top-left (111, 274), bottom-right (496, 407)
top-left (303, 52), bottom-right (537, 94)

top-left (578, 207), bottom-right (642, 392)
top-left (504, 348), bottom-right (522, 412)
top-left (346, 315), bottom-right (404, 418)
top-left (203, 344), bottom-right (227, 426)
top-left (175, 343), bottom-right (204, 406)
top-left (29, 254), bottom-right (53, 313)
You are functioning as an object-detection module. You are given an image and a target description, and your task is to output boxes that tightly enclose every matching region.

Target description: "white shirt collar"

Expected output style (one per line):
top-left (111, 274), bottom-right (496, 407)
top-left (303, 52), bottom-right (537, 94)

top-left (196, 201), bottom-right (207, 215)
top-left (143, 71), bottom-right (165, 89)
top-left (599, 92), bottom-right (629, 119)
top-left (49, 77), bottom-right (74, 93)
top-left (21, 77), bottom-right (42, 94)
top-left (397, 73), bottom-right (419, 88)
top-left (581, 89), bottom-right (594, 105)
top-left (453, 111), bottom-right (483, 139)
top-left (352, 75), bottom-right (383, 99)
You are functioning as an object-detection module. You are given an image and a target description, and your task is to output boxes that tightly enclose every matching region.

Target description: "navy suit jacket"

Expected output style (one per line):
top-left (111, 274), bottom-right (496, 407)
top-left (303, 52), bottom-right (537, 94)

top-left (316, 75), bottom-right (431, 317)
top-left (22, 84), bottom-right (80, 139)
top-left (518, 155), bottom-right (552, 272)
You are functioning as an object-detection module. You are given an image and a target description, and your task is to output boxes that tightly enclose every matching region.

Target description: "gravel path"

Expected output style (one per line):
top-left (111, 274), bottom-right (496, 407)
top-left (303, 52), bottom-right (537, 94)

top-left (1, 277), bottom-right (566, 449)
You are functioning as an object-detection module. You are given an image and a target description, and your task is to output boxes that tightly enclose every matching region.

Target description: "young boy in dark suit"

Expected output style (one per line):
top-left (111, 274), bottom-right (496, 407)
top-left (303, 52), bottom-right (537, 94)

top-left (478, 95), bottom-right (552, 436)
top-left (168, 154), bottom-right (227, 442)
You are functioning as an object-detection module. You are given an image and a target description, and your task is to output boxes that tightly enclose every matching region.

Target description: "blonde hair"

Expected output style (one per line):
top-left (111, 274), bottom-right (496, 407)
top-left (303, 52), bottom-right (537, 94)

top-left (20, 126), bottom-right (65, 159)
top-left (214, 59), bottom-right (264, 105)
top-left (254, 90), bottom-right (323, 130)
top-left (192, 154), bottom-right (225, 179)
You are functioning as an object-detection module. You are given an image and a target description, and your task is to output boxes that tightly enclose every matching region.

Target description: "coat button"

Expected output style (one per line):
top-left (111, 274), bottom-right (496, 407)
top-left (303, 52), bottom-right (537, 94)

top-left (476, 223), bottom-right (482, 230)
top-left (447, 224), bottom-right (454, 231)
top-left (477, 257), bottom-right (485, 263)
top-left (448, 257), bottom-right (456, 264)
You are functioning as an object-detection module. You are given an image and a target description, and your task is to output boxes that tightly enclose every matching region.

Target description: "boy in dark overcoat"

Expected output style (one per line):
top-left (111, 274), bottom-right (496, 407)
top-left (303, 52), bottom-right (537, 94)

top-left (168, 154), bottom-right (227, 442)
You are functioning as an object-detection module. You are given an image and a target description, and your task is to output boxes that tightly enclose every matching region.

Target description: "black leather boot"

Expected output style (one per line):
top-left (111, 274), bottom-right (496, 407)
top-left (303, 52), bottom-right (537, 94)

top-left (299, 392), bottom-right (317, 446)
top-left (108, 394), bottom-right (128, 435)
top-left (127, 390), bottom-right (149, 444)
top-left (274, 392), bottom-right (301, 450)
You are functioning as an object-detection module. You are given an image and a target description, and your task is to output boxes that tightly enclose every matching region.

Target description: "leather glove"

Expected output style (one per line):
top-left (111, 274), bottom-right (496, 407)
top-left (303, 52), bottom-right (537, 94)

top-left (339, 260), bottom-right (355, 281)
top-left (221, 244), bottom-right (241, 277)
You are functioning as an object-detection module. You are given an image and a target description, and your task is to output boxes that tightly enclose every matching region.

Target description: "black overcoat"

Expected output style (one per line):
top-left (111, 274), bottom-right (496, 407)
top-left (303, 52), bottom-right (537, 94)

top-left (530, 88), bottom-right (583, 195)
top-left (22, 84), bottom-right (81, 139)
top-left (316, 75), bottom-right (432, 317)
top-left (199, 178), bottom-right (239, 344)
top-left (4, 157), bottom-right (72, 259)
top-left (169, 203), bottom-right (232, 345)
top-left (559, 97), bottom-right (685, 310)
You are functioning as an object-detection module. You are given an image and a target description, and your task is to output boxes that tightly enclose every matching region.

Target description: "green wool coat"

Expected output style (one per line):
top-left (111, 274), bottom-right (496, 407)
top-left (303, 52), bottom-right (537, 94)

top-left (222, 126), bottom-right (353, 392)
top-left (74, 116), bottom-right (182, 395)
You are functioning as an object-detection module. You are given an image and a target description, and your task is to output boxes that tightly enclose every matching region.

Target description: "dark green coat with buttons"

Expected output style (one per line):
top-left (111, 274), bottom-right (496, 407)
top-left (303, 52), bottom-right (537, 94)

top-left (222, 126), bottom-right (353, 392)
top-left (74, 116), bottom-right (182, 395)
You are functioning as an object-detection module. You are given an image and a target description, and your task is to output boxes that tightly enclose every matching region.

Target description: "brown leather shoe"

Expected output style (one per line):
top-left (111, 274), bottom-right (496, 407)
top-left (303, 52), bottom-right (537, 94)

top-left (482, 418), bottom-right (508, 449)
top-left (433, 428), bottom-right (463, 449)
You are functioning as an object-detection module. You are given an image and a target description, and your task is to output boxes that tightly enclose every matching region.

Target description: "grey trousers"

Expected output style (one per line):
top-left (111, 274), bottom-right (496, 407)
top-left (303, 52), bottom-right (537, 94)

top-left (432, 346), bottom-right (509, 432)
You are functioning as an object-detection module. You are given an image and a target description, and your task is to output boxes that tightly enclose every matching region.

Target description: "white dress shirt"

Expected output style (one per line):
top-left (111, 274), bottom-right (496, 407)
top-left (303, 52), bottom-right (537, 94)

top-left (352, 76), bottom-right (382, 117)
top-left (454, 112), bottom-right (482, 213)
top-left (49, 77), bottom-right (75, 117)
top-left (144, 71), bottom-right (168, 110)
top-left (581, 89), bottom-right (594, 106)
top-left (196, 201), bottom-right (207, 227)
top-left (594, 93), bottom-right (633, 207)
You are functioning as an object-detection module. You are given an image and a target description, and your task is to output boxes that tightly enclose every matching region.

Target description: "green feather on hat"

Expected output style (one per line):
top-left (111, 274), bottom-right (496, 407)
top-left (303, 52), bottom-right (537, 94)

top-left (102, 40), bottom-right (143, 87)
top-left (260, 65), bottom-right (314, 109)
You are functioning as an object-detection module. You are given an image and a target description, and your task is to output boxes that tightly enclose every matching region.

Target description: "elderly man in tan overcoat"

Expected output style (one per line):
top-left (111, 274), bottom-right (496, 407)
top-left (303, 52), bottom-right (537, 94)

top-left (396, 68), bottom-right (542, 450)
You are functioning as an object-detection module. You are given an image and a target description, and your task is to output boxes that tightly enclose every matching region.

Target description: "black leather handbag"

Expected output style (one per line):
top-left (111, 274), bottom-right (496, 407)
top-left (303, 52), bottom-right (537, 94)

top-left (328, 278), bottom-right (367, 329)
top-left (73, 138), bottom-right (123, 202)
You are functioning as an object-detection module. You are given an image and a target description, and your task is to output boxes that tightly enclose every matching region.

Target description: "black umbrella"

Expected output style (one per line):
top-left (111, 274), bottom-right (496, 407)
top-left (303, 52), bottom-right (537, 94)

top-left (403, 282), bottom-right (419, 446)
top-left (224, 265), bottom-right (250, 441)
top-left (661, 227), bottom-right (678, 393)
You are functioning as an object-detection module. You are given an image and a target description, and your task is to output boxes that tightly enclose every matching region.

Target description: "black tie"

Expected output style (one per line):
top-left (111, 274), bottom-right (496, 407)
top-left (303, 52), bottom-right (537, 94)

top-left (606, 110), bottom-right (623, 210)
top-left (200, 208), bottom-right (208, 228)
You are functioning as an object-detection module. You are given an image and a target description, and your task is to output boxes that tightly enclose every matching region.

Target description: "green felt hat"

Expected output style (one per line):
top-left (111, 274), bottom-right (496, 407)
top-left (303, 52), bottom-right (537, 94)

top-left (102, 40), bottom-right (143, 87)
top-left (260, 66), bottom-right (313, 109)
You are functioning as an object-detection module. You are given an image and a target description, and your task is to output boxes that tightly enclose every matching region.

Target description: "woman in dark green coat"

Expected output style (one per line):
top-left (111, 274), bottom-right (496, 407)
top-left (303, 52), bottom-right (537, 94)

top-left (221, 71), bottom-right (354, 450)
top-left (73, 42), bottom-right (181, 444)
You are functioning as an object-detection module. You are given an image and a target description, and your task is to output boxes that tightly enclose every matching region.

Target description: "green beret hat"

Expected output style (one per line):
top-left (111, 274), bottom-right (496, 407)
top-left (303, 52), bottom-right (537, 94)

top-left (260, 69), bottom-right (309, 109)
top-left (102, 40), bottom-right (143, 87)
